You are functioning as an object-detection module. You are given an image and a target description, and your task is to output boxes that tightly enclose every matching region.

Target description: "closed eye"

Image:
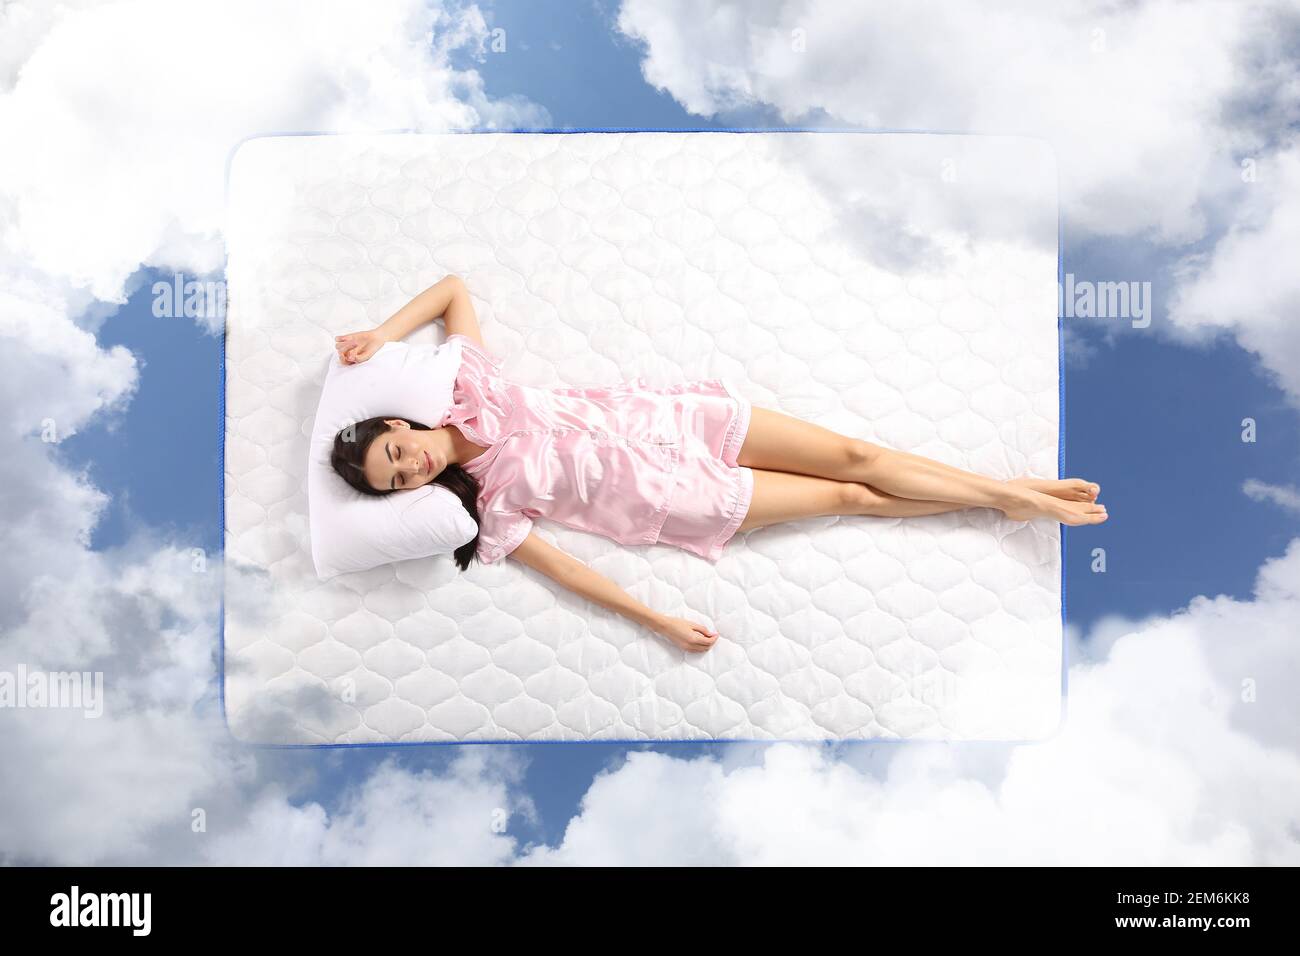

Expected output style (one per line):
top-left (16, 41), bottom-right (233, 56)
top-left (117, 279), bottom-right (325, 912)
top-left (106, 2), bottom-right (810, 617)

top-left (383, 442), bottom-right (410, 491)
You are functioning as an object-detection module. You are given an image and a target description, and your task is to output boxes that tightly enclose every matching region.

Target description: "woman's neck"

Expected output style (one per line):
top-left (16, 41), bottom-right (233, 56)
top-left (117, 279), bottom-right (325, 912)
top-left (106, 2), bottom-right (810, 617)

top-left (446, 425), bottom-right (489, 467)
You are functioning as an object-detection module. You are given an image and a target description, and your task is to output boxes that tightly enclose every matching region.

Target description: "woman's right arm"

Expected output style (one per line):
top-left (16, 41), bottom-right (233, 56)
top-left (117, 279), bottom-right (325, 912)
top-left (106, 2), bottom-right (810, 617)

top-left (335, 274), bottom-right (482, 364)
top-left (508, 533), bottom-right (720, 654)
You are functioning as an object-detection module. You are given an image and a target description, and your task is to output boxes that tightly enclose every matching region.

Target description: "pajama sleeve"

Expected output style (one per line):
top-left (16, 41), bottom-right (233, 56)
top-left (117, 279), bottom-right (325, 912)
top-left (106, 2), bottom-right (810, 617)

top-left (475, 506), bottom-right (534, 564)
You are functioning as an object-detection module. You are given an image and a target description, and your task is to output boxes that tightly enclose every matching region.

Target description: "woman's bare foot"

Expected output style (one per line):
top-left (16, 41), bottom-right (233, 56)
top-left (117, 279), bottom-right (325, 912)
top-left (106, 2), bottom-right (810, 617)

top-left (1010, 477), bottom-right (1100, 502)
top-left (1003, 487), bottom-right (1108, 525)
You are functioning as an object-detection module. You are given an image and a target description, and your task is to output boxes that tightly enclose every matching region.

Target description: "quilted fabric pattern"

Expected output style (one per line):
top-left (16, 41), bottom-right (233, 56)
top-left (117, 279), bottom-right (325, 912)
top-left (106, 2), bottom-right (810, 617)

top-left (223, 131), bottom-right (1061, 744)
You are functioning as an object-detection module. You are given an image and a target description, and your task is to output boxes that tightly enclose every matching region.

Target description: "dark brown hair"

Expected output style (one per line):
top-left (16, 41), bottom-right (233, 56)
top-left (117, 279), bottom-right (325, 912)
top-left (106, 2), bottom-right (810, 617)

top-left (331, 417), bottom-right (481, 571)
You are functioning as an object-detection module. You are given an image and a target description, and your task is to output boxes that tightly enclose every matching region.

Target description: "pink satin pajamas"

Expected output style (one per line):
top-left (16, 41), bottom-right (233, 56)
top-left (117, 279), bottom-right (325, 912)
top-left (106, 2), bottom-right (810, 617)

top-left (437, 334), bottom-right (754, 564)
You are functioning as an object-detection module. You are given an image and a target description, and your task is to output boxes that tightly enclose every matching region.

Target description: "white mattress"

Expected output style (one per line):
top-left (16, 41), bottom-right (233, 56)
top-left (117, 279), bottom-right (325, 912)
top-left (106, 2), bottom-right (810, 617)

top-left (222, 130), bottom-right (1062, 744)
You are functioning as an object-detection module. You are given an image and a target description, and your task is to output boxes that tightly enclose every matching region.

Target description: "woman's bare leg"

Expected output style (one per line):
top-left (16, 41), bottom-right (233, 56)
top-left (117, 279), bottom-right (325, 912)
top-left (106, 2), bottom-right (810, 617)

top-left (738, 469), bottom-right (965, 534)
top-left (736, 407), bottom-right (1107, 527)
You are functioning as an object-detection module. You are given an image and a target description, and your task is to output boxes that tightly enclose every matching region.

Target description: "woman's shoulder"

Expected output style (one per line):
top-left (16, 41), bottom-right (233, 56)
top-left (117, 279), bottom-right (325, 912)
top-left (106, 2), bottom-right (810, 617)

top-left (445, 333), bottom-right (504, 373)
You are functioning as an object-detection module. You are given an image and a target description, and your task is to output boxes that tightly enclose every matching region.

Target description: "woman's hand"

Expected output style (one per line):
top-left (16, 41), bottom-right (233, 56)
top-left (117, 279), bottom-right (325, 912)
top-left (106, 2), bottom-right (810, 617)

top-left (653, 616), bottom-right (720, 654)
top-left (334, 329), bottom-right (386, 365)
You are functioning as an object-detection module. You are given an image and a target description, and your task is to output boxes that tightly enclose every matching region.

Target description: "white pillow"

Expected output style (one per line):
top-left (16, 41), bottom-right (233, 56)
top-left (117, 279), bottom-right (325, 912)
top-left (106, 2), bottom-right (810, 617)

top-left (307, 338), bottom-right (478, 579)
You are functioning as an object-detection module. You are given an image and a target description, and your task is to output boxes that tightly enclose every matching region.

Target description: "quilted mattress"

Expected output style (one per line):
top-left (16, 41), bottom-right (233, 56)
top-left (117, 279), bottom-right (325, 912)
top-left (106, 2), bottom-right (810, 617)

top-left (222, 130), bottom-right (1062, 745)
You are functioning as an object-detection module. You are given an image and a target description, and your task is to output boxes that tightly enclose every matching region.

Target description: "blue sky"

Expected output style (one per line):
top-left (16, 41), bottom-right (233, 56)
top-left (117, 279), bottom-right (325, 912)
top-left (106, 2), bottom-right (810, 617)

top-left (42, 0), bottom-right (1300, 853)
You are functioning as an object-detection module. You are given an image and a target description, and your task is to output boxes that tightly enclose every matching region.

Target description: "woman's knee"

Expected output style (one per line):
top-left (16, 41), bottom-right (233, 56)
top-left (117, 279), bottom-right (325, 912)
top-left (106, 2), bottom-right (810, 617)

top-left (844, 438), bottom-right (881, 472)
top-left (837, 481), bottom-right (884, 514)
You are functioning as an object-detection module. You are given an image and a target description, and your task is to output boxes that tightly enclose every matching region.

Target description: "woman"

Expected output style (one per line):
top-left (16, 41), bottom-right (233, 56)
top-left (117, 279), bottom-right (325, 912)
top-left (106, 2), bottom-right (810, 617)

top-left (332, 276), bottom-right (1105, 654)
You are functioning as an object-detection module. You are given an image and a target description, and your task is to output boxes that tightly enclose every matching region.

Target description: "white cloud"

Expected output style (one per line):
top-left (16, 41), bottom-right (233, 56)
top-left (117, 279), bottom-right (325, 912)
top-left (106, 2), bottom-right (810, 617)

top-left (1170, 143), bottom-right (1300, 400)
top-left (0, 0), bottom-right (103, 91)
top-left (616, 0), bottom-right (1292, 243)
top-left (202, 752), bottom-right (528, 865)
top-left (0, 527), bottom-right (236, 863)
top-left (0, 275), bottom-right (138, 440)
top-left (528, 542), bottom-right (1300, 865)
top-left (0, 0), bottom-right (549, 306)
top-left (1243, 478), bottom-right (1300, 515)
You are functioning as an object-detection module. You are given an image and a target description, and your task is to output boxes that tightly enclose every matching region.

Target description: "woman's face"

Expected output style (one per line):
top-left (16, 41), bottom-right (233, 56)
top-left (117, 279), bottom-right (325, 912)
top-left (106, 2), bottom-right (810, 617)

top-left (363, 420), bottom-right (448, 492)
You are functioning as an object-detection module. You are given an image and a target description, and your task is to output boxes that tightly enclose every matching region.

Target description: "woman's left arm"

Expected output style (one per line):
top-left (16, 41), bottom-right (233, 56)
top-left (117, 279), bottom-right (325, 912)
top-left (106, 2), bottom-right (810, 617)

top-left (509, 532), bottom-right (721, 653)
top-left (336, 274), bottom-right (482, 364)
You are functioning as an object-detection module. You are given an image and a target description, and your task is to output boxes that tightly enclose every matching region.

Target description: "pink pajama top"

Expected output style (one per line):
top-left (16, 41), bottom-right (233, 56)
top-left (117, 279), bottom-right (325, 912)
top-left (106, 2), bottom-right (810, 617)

top-left (435, 334), bottom-right (754, 565)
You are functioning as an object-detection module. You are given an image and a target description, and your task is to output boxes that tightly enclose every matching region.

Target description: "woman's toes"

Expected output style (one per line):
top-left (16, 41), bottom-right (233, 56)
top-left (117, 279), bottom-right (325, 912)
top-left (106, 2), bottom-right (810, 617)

top-left (1075, 503), bottom-right (1107, 523)
top-left (1062, 478), bottom-right (1093, 500)
top-left (1054, 499), bottom-right (1107, 525)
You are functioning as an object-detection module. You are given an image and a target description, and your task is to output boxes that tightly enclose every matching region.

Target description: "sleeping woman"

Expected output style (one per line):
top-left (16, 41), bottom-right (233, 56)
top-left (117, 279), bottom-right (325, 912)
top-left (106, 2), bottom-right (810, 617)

top-left (331, 276), bottom-right (1106, 654)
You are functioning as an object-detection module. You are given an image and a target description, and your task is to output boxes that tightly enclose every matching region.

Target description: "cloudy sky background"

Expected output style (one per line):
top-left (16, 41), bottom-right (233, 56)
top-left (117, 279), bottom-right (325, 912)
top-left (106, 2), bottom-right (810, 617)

top-left (1, 0), bottom-right (1298, 864)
